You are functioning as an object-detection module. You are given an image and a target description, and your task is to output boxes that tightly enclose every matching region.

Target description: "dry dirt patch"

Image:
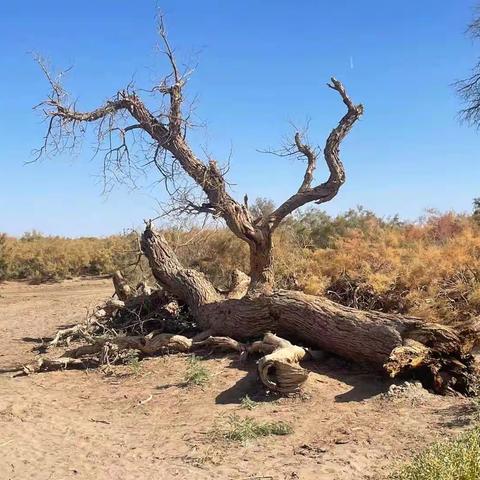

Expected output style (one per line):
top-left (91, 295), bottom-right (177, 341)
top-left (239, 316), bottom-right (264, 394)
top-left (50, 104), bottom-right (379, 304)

top-left (0, 278), bottom-right (476, 480)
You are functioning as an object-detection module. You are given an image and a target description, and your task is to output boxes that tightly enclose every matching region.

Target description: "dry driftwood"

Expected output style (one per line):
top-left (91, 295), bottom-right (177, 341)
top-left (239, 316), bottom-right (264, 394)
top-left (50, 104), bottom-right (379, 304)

top-left (15, 324), bottom-right (310, 393)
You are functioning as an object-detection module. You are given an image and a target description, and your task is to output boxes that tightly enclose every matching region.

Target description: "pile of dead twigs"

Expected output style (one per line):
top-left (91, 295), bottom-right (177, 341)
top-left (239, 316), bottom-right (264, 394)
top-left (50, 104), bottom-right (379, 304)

top-left (4, 272), bottom-right (314, 394)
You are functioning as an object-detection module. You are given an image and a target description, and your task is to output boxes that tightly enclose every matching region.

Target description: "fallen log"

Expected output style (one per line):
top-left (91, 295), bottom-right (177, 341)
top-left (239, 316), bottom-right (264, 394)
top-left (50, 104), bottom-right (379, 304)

top-left (11, 227), bottom-right (479, 397)
top-left (141, 225), bottom-right (480, 396)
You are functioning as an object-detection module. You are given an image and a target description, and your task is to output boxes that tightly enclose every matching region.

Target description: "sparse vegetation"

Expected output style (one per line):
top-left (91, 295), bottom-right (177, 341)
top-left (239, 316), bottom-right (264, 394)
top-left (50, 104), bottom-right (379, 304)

top-left (4, 208), bottom-right (480, 326)
top-left (240, 395), bottom-right (259, 410)
top-left (213, 414), bottom-right (293, 443)
top-left (390, 427), bottom-right (480, 480)
top-left (184, 355), bottom-right (210, 387)
top-left (122, 349), bottom-right (143, 375)
top-left (0, 231), bottom-right (139, 284)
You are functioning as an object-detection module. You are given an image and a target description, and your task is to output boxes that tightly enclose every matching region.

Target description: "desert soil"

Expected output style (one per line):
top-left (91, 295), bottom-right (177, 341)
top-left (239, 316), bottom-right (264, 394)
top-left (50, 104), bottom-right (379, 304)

top-left (0, 278), bottom-right (477, 480)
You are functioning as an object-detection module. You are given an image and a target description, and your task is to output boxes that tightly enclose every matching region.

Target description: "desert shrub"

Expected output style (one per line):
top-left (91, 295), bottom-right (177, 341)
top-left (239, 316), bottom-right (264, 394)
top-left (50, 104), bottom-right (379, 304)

top-left (3, 209), bottom-right (480, 324)
top-left (390, 427), bottom-right (480, 480)
top-left (0, 231), bottom-right (139, 283)
top-left (288, 205), bottom-right (389, 249)
top-left (319, 213), bottom-right (480, 323)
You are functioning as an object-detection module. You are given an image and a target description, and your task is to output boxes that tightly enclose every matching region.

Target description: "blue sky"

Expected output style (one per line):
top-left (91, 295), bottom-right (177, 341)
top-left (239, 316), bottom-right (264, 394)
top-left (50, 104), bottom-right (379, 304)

top-left (1, 1), bottom-right (480, 237)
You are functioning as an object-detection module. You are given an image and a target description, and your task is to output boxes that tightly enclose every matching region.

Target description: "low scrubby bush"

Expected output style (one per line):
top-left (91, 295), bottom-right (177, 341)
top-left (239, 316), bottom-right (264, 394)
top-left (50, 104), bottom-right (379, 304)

top-left (390, 427), bottom-right (480, 480)
top-left (3, 208), bottom-right (480, 324)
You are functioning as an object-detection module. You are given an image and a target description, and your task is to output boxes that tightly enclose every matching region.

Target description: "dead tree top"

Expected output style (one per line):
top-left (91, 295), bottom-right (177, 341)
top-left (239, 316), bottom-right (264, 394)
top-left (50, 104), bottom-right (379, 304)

top-left (34, 16), bottom-right (363, 250)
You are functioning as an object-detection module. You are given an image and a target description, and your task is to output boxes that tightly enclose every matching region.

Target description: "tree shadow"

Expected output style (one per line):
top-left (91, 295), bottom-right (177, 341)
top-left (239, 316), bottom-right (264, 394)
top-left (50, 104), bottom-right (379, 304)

top-left (307, 357), bottom-right (392, 403)
top-left (20, 336), bottom-right (53, 343)
top-left (215, 358), bottom-right (282, 405)
top-left (19, 337), bottom-right (51, 353)
top-left (18, 321), bottom-right (77, 346)
top-left (214, 354), bottom-right (390, 405)
top-left (436, 402), bottom-right (478, 428)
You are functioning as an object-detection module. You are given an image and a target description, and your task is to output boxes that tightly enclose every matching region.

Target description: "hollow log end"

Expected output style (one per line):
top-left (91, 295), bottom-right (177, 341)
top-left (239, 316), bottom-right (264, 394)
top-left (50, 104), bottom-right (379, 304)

top-left (257, 341), bottom-right (309, 394)
top-left (385, 324), bottom-right (480, 396)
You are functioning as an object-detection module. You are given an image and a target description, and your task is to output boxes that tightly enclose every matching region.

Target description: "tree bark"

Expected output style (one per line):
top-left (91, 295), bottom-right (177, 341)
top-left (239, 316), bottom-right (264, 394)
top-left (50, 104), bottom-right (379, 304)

top-left (248, 229), bottom-right (275, 294)
top-left (140, 223), bottom-right (221, 316)
top-left (141, 225), bottom-right (479, 396)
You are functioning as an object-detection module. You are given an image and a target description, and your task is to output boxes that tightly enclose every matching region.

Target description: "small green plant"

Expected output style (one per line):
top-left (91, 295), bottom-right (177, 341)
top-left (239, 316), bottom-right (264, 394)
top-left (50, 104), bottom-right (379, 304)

top-left (122, 349), bottom-right (142, 375)
top-left (184, 355), bottom-right (210, 387)
top-left (240, 394), bottom-right (259, 410)
top-left (215, 414), bottom-right (293, 443)
top-left (389, 427), bottom-right (480, 480)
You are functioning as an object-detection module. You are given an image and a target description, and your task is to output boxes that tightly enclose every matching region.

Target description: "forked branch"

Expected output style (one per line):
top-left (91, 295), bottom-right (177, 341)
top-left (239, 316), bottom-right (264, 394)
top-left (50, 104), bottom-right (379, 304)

top-left (35, 40), bottom-right (257, 245)
top-left (34, 22), bottom-right (362, 291)
top-left (267, 78), bottom-right (363, 230)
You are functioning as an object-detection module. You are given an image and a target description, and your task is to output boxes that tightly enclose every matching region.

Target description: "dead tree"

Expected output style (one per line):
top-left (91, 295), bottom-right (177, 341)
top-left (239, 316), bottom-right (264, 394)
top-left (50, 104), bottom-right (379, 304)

top-left (457, 6), bottom-right (480, 126)
top-left (33, 18), bottom-right (479, 395)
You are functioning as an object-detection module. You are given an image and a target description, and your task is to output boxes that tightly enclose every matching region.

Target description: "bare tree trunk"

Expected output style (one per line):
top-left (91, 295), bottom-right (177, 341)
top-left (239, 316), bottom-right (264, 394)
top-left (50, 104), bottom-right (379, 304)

top-left (141, 224), bottom-right (220, 316)
top-left (141, 225), bottom-right (479, 396)
top-left (35, 42), bottom-right (479, 396)
top-left (248, 229), bottom-right (275, 294)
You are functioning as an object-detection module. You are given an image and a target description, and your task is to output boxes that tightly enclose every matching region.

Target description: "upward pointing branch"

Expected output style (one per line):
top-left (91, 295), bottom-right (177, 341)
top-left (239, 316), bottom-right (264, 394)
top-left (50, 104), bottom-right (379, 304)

top-left (267, 78), bottom-right (363, 230)
top-left (34, 17), bottom-right (363, 288)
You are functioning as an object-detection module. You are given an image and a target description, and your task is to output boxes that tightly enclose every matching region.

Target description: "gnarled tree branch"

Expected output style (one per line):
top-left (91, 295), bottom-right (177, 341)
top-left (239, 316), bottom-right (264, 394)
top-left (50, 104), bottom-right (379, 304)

top-left (267, 78), bottom-right (363, 230)
top-left (34, 21), bottom-right (362, 292)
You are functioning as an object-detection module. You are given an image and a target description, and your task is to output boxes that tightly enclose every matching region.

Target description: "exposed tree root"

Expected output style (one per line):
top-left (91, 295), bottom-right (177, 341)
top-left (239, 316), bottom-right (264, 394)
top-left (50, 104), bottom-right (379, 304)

top-left (12, 323), bottom-right (310, 393)
top-left (256, 334), bottom-right (309, 394)
top-left (384, 322), bottom-right (480, 395)
top-left (49, 324), bottom-right (88, 347)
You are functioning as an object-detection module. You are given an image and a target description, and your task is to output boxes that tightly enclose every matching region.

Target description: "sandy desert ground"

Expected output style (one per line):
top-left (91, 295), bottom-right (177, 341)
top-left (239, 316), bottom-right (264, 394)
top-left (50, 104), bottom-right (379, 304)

top-left (0, 278), bottom-right (477, 480)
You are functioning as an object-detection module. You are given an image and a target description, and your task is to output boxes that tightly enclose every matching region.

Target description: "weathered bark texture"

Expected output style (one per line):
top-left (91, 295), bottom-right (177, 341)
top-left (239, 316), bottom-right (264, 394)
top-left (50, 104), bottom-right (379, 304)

top-left (112, 271), bottom-right (133, 301)
top-left (226, 269), bottom-right (251, 299)
top-left (248, 229), bottom-right (275, 294)
top-left (141, 225), bottom-right (479, 396)
top-left (141, 224), bottom-right (220, 315)
top-left (256, 333), bottom-right (309, 394)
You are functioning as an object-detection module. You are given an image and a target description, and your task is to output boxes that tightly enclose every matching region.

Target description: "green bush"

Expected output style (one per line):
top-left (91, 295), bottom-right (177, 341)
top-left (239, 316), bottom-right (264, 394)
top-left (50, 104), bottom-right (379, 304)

top-left (390, 427), bottom-right (480, 480)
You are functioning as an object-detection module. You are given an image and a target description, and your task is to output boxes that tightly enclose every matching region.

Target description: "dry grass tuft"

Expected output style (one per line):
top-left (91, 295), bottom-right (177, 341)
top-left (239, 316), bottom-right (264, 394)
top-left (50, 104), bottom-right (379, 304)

top-left (212, 414), bottom-right (293, 443)
top-left (184, 355), bottom-right (210, 387)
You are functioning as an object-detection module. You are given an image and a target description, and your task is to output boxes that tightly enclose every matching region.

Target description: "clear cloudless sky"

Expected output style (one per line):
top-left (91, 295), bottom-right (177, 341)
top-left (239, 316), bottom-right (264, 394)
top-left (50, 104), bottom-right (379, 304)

top-left (1, 1), bottom-right (480, 237)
